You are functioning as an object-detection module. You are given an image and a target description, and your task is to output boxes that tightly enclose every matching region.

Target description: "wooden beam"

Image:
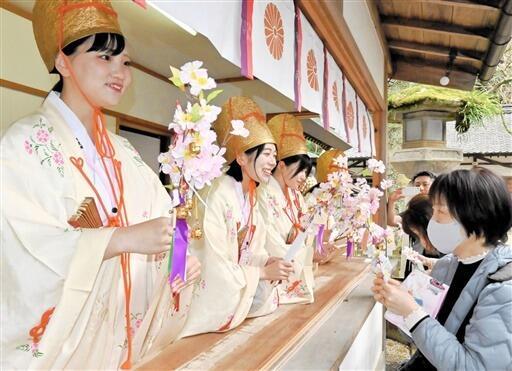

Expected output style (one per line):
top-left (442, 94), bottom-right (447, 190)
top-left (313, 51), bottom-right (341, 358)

top-left (366, 0), bottom-right (393, 75)
top-left (418, 0), bottom-right (502, 10)
top-left (391, 59), bottom-right (477, 90)
top-left (0, 0), bottom-right (31, 21)
top-left (391, 53), bottom-right (480, 75)
top-left (388, 40), bottom-right (484, 65)
top-left (382, 15), bottom-right (493, 40)
top-left (266, 111), bottom-right (319, 120)
top-left (130, 62), bottom-right (171, 85)
top-left (216, 76), bottom-right (255, 84)
top-left (0, 78), bottom-right (170, 135)
top-left (298, 0), bottom-right (386, 112)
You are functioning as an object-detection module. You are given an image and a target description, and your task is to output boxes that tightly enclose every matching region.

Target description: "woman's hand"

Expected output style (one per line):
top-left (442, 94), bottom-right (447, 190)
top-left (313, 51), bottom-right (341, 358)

top-left (105, 217), bottom-right (174, 259)
top-left (388, 188), bottom-right (404, 203)
top-left (313, 243), bottom-right (337, 264)
top-left (260, 257), bottom-right (294, 281)
top-left (169, 255), bottom-right (201, 294)
top-left (417, 255), bottom-right (437, 271)
top-left (372, 273), bottom-right (419, 317)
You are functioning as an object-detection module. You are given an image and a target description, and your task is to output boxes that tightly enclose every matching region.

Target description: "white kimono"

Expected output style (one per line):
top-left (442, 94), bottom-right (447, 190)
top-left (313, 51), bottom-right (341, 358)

top-left (257, 176), bottom-right (315, 304)
top-left (1, 94), bottom-right (192, 369)
top-left (179, 175), bottom-right (278, 337)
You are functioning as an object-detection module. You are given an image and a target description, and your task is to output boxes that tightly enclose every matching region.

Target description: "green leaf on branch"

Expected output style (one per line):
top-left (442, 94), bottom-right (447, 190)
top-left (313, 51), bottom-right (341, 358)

top-left (360, 169), bottom-right (372, 177)
top-left (206, 89), bottom-right (223, 103)
top-left (169, 66), bottom-right (184, 90)
top-left (190, 103), bottom-right (202, 122)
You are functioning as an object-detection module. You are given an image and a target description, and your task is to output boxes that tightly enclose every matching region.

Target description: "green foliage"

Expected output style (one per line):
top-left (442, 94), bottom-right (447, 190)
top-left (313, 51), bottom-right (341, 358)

top-left (388, 84), bottom-right (502, 133)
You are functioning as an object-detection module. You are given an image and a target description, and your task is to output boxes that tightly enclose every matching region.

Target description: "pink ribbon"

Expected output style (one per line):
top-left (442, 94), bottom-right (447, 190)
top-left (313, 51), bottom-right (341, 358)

top-left (367, 108), bottom-right (375, 156)
top-left (342, 75), bottom-right (351, 144)
top-left (132, 0), bottom-right (146, 9)
top-left (294, 4), bottom-right (302, 111)
top-left (322, 45), bottom-right (330, 130)
top-left (240, 0), bottom-right (254, 79)
top-left (356, 96), bottom-right (362, 153)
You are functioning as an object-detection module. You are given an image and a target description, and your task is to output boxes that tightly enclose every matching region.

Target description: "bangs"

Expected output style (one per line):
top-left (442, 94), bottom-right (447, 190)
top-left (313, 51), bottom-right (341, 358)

top-left (87, 33), bottom-right (125, 55)
top-left (282, 154), bottom-right (313, 177)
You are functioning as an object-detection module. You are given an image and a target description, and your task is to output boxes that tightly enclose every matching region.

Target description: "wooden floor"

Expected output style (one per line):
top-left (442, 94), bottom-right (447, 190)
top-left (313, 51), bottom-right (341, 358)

top-left (137, 255), bottom-right (370, 370)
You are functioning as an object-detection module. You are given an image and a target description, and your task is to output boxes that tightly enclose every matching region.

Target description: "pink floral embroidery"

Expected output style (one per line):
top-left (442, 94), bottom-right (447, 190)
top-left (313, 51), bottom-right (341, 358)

top-left (16, 343), bottom-right (43, 358)
top-left (142, 211), bottom-right (149, 219)
top-left (224, 205), bottom-right (237, 241)
top-left (24, 140), bottom-right (33, 155)
top-left (35, 128), bottom-right (50, 144)
top-left (267, 194), bottom-right (281, 217)
top-left (25, 118), bottom-right (64, 177)
top-left (130, 312), bottom-right (143, 336)
top-left (52, 152), bottom-right (64, 166)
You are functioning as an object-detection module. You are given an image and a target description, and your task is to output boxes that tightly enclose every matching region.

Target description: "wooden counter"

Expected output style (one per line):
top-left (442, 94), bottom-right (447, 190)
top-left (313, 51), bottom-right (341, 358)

top-left (138, 256), bottom-right (378, 370)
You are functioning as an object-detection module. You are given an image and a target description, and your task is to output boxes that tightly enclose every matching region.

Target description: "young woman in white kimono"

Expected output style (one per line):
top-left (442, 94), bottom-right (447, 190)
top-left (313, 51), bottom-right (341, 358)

top-left (1, 1), bottom-right (199, 369)
top-left (257, 114), bottom-right (315, 304)
top-left (179, 97), bottom-right (294, 337)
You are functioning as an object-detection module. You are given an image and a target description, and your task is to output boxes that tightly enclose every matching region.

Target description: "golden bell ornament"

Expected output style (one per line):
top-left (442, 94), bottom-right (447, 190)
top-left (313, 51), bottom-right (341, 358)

top-left (190, 225), bottom-right (203, 240)
top-left (189, 142), bottom-right (201, 156)
top-left (176, 206), bottom-right (190, 219)
top-left (185, 197), bottom-right (194, 210)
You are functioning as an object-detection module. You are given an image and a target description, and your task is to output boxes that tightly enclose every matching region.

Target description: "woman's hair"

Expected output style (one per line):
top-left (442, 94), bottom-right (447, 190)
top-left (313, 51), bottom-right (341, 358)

top-left (401, 194), bottom-right (433, 243)
top-left (226, 143), bottom-right (270, 182)
top-left (51, 33), bottom-right (126, 92)
top-left (429, 168), bottom-right (512, 245)
top-left (273, 154), bottom-right (313, 178)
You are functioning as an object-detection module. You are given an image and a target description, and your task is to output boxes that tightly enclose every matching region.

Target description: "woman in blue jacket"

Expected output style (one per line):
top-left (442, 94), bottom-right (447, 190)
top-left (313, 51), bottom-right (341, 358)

top-left (373, 167), bottom-right (512, 370)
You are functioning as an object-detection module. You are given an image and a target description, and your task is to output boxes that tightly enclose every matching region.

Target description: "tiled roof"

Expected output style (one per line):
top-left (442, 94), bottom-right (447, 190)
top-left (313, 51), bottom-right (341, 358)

top-left (446, 105), bottom-right (512, 155)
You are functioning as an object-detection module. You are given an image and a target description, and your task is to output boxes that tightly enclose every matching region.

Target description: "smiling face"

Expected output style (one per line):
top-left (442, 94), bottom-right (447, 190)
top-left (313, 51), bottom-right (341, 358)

top-left (56, 35), bottom-right (132, 108)
top-left (278, 160), bottom-right (308, 191)
top-left (239, 143), bottom-right (277, 184)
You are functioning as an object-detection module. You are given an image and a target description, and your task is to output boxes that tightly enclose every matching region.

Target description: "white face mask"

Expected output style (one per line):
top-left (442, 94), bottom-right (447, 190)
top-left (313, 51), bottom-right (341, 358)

top-left (427, 218), bottom-right (467, 255)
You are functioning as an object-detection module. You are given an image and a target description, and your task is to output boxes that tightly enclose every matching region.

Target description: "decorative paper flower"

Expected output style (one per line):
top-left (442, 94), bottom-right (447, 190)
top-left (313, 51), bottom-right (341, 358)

top-left (179, 61), bottom-right (206, 84)
top-left (230, 120), bottom-right (249, 138)
top-left (367, 158), bottom-right (386, 174)
top-left (333, 154), bottom-right (348, 169)
top-left (380, 179), bottom-right (394, 190)
top-left (189, 75), bottom-right (216, 96)
top-left (159, 61), bottom-right (226, 192)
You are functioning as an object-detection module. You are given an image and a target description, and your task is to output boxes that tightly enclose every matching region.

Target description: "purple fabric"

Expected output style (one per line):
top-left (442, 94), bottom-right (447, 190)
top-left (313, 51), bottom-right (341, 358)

top-left (169, 218), bottom-right (188, 284)
top-left (346, 238), bottom-right (353, 259)
top-left (316, 224), bottom-right (325, 253)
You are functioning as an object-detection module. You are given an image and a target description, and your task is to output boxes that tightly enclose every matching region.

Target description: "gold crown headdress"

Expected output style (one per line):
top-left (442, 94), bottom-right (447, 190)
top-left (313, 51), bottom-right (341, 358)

top-left (214, 96), bottom-right (276, 164)
top-left (33, 0), bottom-right (122, 72)
top-left (267, 114), bottom-right (308, 161)
top-left (316, 149), bottom-right (346, 183)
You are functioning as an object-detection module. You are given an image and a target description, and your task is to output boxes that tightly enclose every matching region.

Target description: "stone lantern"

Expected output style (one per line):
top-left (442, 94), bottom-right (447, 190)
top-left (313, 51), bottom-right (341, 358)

top-left (390, 107), bottom-right (463, 177)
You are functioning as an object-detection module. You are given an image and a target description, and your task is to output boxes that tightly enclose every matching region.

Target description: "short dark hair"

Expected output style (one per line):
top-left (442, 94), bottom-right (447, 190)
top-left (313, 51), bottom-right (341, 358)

top-left (412, 171), bottom-right (436, 182)
top-left (51, 33), bottom-right (126, 92)
top-left (401, 194), bottom-right (433, 242)
top-left (274, 154), bottom-right (313, 177)
top-left (226, 143), bottom-right (269, 182)
top-left (429, 168), bottom-right (512, 246)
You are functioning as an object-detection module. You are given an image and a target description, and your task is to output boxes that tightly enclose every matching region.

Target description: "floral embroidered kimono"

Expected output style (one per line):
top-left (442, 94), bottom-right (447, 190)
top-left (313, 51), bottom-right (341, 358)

top-left (179, 175), bottom-right (278, 337)
top-left (1, 94), bottom-right (192, 369)
top-left (257, 176), bottom-right (315, 304)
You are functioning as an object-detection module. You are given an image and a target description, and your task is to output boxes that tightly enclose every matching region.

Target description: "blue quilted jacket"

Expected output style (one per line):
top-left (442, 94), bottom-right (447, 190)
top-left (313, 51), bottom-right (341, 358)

top-left (411, 244), bottom-right (512, 370)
